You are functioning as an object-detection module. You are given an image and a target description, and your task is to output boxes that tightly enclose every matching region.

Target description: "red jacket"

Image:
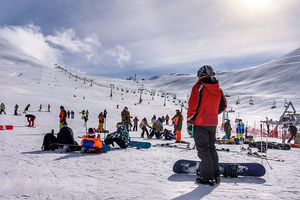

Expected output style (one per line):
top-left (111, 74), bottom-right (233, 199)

top-left (59, 109), bottom-right (67, 122)
top-left (187, 77), bottom-right (227, 126)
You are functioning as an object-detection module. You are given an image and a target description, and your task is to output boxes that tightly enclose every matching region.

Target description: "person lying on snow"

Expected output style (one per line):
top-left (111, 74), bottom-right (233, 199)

top-left (81, 128), bottom-right (102, 153)
top-left (104, 122), bottom-right (130, 148)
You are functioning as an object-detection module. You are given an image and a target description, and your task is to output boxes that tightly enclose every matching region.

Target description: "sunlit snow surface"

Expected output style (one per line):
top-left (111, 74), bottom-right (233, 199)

top-left (0, 45), bottom-right (299, 199)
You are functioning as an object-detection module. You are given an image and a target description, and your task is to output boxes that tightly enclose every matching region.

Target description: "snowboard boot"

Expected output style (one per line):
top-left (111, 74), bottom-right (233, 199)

top-left (196, 177), bottom-right (216, 186)
top-left (223, 164), bottom-right (238, 178)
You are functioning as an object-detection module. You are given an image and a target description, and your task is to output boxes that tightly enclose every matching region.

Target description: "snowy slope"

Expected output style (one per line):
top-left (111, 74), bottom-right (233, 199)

top-left (0, 40), bottom-right (300, 200)
top-left (143, 48), bottom-right (300, 124)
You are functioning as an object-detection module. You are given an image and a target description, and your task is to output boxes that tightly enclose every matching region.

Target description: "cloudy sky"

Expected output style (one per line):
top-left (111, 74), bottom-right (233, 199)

top-left (0, 0), bottom-right (299, 78)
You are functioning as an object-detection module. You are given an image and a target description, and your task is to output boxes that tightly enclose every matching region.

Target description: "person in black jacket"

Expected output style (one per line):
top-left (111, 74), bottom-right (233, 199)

top-left (288, 123), bottom-right (298, 143)
top-left (42, 129), bottom-right (57, 150)
top-left (57, 122), bottom-right (77, 145)
top-left (14, 104), bottom-right (19, 115)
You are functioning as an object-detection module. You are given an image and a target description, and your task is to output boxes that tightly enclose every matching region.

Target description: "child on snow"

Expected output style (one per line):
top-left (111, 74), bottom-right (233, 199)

top-left (104, 122), bottom-right (130, 148)
top-left (81, 128), bottom-right (102, 153)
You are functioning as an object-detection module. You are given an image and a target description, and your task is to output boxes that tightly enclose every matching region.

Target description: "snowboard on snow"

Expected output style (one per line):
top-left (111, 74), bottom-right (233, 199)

top-left (153, 141), bottom-right (193, 150)
top-left (129, 141), bottom-right (151, 149)
top-left (49, 143), bottom-right (111, 153)
top-left (249, 142), bottom-right (291, 150)
top-left (173, 159), bottom-right (266, 177)
top-left (0, 125), bottom-right (14, 130)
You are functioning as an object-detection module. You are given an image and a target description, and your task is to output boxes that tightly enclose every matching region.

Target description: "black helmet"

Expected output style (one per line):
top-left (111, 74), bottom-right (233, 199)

top-left (197, 65), bottom-right (216, 77)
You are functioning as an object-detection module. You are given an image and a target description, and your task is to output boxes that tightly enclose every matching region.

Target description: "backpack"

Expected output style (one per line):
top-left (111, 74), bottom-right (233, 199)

top-left (42, 133), bottom-right (57, 150)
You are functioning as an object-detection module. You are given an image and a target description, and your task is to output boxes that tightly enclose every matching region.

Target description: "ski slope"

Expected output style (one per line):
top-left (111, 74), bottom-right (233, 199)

top-left (0, 40), bottom-right (300, 200)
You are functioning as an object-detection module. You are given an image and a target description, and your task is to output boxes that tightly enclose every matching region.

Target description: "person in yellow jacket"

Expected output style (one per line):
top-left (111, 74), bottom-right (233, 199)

top-left (81, 128), bottom-right (102, 153)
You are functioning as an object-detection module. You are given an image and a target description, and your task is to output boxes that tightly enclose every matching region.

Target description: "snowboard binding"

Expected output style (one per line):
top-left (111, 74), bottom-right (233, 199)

top-left (223, 164), bottom-right (238, 178)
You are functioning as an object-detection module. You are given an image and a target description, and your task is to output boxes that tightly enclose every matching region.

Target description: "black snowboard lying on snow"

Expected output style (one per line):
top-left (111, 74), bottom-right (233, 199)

top-left (173, 159), bottom-right (266, 177)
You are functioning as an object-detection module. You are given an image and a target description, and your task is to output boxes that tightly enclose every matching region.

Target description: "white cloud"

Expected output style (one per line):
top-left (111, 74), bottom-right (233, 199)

top-left (46, 29), bottom-right (102, 61)
top-left (0, 24), bottom-right (59, 66)
top-left (0, 24), bottom-right (131, 68)
top-left (106, 45), bottom-right (131, 67)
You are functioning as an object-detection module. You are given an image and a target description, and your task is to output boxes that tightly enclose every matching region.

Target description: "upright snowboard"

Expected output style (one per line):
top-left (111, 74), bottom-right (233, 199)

top-left (129, 141), bottom-right (151, 149)
top-left (173, 159), bottom-right (265, 177)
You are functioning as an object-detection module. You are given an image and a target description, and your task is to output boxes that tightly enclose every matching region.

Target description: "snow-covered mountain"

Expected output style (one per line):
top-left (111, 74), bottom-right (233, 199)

top-left (143, 48), bottom-right (300, 124)
top-left (0, 38), bottom-right (299, 200)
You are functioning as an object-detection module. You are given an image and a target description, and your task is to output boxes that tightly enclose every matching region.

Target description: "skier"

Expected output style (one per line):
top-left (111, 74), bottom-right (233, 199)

top-left (282, 124), bottom-right (288, 144)
top-left (224, 120), bottom-right (232, 140)
top-left (24, 104), bottom-right (30, 114)
top-left (288, 123), bottom-right (298, 144)
top-left (104, 122), bottom-right (130, 149)
top-left (133, 116), bottom-right (139, 131)
top-left (81, 110), bottom-right (85, 119)
top-left (236, 120), bottom-right (245, 140)
top-left (86, 110), bottom-right (89, 120)
top-left (14, 104), bottom-right (19, 115)
top-left (149, 118), bottom-right (164, 139)
top-left (48, 104), bottom-right (50, 112)
top-left (57, 122), bottom-right (77, 145)
top-left (70, 110), bottom-right (74, 119)
top-left (59, 106), bottom-right (67, 129)
top-left (25, 114), bottom-right (36, 127)
top-left (97, 112), bottom-right (104, 133)
top-left (0, 103), bottom-right (6, 115)
top-left (187, 65), bottom-right (227, 186)
top-left (172, 110), bottom-right (184, 143)
top-left (67, 110), bottom-right (70, 119)
top-left (39, 104), bottom-right (42, 111)
top-left (121, 107), bottom-right (130, 132)
top-left (81, 128), bottom-right (102, 153)
top-left (140, 117), bottom-right (150, 138)
top-left (165, 114), bottom-right (169, 125)
top-left (151, 115), bottom-right (156, 125)
top-left (103, 109), bottom-right (107, 130)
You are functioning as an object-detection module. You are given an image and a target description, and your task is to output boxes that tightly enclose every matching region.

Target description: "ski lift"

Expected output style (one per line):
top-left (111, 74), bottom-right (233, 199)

top-left (236, 97), bottom-right (240, 105)
top-left (284, 99), bottom-right (288, 108)
top-left (271, 99), bottom-right (276, 109)
top-left (249, 96), bottom-right (254, 105)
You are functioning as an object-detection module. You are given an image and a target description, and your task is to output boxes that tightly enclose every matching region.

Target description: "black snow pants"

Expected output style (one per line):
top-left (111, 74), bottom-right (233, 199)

top-left (193, 125), bottom-right (220, 180)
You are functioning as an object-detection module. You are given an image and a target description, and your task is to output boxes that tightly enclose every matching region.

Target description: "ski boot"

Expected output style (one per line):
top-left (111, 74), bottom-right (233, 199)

top-left (215, 176), bottom-right (221, 184)
top-left (196, 177), bottom-right (216, 186)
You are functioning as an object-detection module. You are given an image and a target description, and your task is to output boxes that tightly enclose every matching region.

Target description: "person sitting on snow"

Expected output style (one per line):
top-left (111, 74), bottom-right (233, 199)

top-left (162, 129), bottom-right (176, 140)
top-left (57, 122), bottom-right (77, 145)
top-left (41, 129), bottom-right (57, 151)
top-left (149, 118), bottom-right (164, 139)
top-left (104, 122), bottom-right (130, 149)
top-left (25, 114), bottom-right (36, 127)
top-left (81, 128), bottom-right (102, 153)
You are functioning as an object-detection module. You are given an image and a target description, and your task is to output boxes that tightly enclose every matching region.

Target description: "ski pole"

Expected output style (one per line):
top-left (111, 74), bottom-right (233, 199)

top-left (260, 124), bottom-right (263, 165)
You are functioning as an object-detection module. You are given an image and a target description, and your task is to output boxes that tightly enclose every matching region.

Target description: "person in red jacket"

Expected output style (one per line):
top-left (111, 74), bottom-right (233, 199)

top-left (165, 114), bottom-right (169, 125)
top-left (187, 65), bottom-right (227, 186)
top-left (59, 106), bottom-right (67, 129)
